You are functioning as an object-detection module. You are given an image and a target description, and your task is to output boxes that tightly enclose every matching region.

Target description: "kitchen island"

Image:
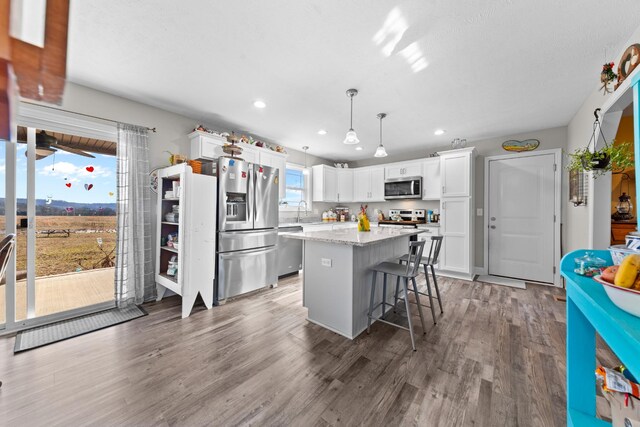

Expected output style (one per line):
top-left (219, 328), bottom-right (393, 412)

top-left (284, 227), bottom-right (421, 339)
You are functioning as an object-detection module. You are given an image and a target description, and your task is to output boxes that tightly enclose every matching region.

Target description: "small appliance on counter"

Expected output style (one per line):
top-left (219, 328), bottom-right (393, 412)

top-left (378, 209), bottom-right (426, 228)
top-left (216, 156), bottom-right (279, 303)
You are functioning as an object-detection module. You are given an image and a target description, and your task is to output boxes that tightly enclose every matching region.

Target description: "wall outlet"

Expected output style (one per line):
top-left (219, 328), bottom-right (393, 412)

top-left (476, 208), bottom-right (483, 216)
top-left (321, 258), bottom-right (332, 267)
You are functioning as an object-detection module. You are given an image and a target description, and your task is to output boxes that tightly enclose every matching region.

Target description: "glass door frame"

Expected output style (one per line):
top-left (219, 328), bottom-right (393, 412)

top-left (1, 103), bottom-right (118, 334)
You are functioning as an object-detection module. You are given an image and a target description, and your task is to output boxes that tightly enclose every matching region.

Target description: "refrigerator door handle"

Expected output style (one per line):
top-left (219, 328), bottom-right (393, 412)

top-left (247, 164), bottom-right (255, 227)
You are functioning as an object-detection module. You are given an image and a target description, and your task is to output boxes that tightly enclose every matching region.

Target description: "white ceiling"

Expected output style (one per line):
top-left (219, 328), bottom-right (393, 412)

top-left (66, 1), bottom-right (640, 161)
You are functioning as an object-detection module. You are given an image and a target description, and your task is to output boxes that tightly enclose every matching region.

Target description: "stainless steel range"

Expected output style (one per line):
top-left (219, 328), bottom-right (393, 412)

top-left (216, 157), bottom-right (279, 303)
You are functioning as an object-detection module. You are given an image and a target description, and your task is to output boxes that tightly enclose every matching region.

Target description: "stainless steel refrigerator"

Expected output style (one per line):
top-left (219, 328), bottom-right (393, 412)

top-left (216, 157), bottom-right (279, 303)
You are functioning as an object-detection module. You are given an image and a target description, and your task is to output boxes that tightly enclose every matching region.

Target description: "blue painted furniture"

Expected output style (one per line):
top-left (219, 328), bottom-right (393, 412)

top-left (561, 249), bottom-right (640, 427)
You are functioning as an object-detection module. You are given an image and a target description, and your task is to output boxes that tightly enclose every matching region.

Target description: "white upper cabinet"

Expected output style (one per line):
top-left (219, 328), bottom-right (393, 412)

top-left (353, 168), bottom-right (370, 201)
top-left (422, 157), bottom-right (441, 200)
top-left (352, 166), bottom-right (385, 202)
top-left (385, 161), bottom-right (423, 180)
top-left (189, 131), bottom-right (227, 160)
top-left (259, 151), bottom-right (287, 198)
top-left (440, 150), bottom-right (471, 197)
top-left (312, 165), bottom-right (338, 202)
top-left (369, 166), bottom-right (385, 201)
top-left (336, 169), bottom-right (354, 203)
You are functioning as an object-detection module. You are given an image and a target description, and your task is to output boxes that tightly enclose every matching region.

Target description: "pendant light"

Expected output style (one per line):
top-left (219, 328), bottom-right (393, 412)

top-left (302, 146), bottom-right (310, 175)
top-left (343, 89), bottom-right (360, 144)
top-left (374, 113), bottom-right (388, 158)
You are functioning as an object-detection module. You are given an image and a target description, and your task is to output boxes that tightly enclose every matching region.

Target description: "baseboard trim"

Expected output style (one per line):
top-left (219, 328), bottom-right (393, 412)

top-left (476, 275), bottom-right (526, 289)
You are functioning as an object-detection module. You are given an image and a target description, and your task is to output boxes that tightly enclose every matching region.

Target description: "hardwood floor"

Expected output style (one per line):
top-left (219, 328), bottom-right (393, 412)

top-left (0, 273), bottom-right (615, 426)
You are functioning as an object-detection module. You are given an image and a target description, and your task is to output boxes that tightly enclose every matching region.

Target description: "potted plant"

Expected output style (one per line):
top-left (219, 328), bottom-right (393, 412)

top-left (567, 109), bottom-right (634, 178)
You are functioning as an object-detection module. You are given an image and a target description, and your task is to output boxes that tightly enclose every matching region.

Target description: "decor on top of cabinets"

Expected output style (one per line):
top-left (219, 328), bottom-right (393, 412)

top-left (567, 109), bottom-right (634, 177)
top-left (343, 89), bottom-right (360, 145)
top-left (615, 44), bottom-right (640, 90)
top-left (374, 113), bottom-right (388, 158)
top-left (501, 139), bottom-right (540, 152)
top-left (600, 62), bottom-right (618, 94)
top-left (450, 138), bottom-right (467, 149)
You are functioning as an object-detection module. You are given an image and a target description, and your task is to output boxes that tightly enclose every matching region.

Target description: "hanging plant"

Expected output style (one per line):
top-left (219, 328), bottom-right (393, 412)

top-left (600, 62), bottom-right (617, 94)
top-left (566, 108), bottom-right (634, 178)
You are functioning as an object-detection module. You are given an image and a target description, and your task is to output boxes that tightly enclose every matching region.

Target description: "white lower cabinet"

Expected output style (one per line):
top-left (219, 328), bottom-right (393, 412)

top-left (439, 197), bottom-right (471, 274)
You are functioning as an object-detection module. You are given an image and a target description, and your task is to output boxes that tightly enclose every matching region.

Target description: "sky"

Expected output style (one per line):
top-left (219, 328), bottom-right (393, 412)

top-left (0, 141), bottom-right (116, 204)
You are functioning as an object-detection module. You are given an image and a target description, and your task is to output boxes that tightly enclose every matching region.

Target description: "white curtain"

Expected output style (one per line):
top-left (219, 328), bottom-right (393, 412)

top-left (114, 124), bottom-right (154, 306)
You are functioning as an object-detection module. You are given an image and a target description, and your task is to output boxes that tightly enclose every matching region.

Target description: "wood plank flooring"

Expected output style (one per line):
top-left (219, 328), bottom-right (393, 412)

top-left (0, 273), bottom-right (617, 426)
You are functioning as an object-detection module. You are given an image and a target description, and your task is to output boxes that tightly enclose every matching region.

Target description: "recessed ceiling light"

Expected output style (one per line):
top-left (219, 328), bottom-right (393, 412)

top-left (253, 100), bottom-right (266, 109)
top-left (434, 129), bottom-right (445, 136)
top-left (355, 146), bottom-right (363, 151)
top-left (318, 130), bottom-right (327, 135)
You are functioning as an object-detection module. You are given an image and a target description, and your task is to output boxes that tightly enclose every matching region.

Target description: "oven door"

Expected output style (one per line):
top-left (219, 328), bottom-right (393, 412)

top-left (384, 177), bottom-right (422, 200)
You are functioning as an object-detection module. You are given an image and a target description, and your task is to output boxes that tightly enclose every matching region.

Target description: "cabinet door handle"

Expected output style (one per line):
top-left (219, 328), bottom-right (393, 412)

top-left (442, 202), bottom-right (446, 209)
top-left (442, 185), bottom-right (445, 194)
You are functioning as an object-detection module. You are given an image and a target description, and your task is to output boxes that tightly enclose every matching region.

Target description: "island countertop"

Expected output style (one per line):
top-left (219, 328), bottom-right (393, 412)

top-left (282, 226), bottom-right (421, 247)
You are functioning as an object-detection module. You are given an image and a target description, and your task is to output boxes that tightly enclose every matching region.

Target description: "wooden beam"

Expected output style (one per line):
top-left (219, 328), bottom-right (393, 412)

top-left (0, 0), bottom-right (10, 61)
top-left (0, 59), bottom-right (10, 139)
top-left (40, 0), bottom-right (69, 103)
top-left (10, 38), bottom-right (42, 100)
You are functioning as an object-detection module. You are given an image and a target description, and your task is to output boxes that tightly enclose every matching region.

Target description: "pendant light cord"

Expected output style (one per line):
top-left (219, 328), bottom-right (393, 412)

top-left (350, 96), bottom-right (354, 129)
top-left (379, 115), bottom-right (383, 146)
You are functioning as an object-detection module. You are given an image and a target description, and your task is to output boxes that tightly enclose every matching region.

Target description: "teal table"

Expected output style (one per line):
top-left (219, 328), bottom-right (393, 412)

top-left (561, 249), bottom-right (640, 426)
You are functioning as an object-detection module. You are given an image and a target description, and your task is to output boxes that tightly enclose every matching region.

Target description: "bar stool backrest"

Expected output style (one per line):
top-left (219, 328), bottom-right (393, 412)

top-left (0, 234), bottom-right (16, 284)
top-left (426, 236), bottom-right (444, 265)
top-left (405, 240), bottom-right (426, 277)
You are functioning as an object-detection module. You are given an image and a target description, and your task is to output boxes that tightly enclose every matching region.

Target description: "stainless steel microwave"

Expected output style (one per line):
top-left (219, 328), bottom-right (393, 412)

top-left (384, 177), bottom-right (422, 200)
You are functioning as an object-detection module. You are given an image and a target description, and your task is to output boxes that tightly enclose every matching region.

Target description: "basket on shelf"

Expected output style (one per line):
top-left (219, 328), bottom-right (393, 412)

top-left (188, 160), bottom-right (202, 174)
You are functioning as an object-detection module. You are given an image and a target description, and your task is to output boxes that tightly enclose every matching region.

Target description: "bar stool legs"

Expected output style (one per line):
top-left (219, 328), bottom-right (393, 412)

top-left (423, 265), bottom-right (438, 324)
top-left (401, 278), bottom-right (416, 351)
top-left (367, 272), bottom-right (377, 334)
top-left (430, 265), bottom-right (443, 313)
top-left (411, 277), bottom-right (427, 333)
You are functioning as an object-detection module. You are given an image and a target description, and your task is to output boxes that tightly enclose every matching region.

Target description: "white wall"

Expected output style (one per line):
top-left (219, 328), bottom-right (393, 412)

top-left (353, 126), bottom-right (568, 269)
top-left (565, 24), bottom-right (640, 253)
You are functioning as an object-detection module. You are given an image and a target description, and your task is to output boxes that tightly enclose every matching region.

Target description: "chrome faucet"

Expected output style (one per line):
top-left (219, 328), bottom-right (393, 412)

top-left (296, 200), bottom-right (308, 223)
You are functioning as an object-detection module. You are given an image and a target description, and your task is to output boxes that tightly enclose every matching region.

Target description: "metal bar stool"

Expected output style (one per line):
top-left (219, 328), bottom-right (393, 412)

top-left (367, 240), bottom-right (426, 351)
top-left (395, 236), bottom-right (444, 325)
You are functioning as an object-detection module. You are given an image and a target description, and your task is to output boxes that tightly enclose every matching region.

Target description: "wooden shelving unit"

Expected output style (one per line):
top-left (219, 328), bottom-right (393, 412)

top-left (155, 163), bottom-right (217, 318)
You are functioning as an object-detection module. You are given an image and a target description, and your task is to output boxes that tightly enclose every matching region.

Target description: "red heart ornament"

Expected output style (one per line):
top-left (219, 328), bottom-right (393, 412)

top-left (86, 166), bottom-right (94, 172)
top-left (65, 183), bottom-right (72, 188)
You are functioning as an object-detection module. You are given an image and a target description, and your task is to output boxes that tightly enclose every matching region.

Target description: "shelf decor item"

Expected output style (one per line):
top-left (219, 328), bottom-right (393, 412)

top-left (567, 108), bottom-right (634, 178)
top-left (600, 61), bottom-right (617, 94)
top-left (501, 139), bottom-right (539, 152)
top-left (615, 44), bottom-right (640, 90)
top-left (357, 204), bottom-right (370, 232)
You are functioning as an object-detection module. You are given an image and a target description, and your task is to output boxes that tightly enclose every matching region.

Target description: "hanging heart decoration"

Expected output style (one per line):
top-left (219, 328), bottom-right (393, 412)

top-left (86, 166), bottom-right (94, 172)
top-left (84, 183), bottom-right (93, 191)
top-left (108, 192), bottom-right (114, 197)
top-left (65, 182), bottom-right (72, 188)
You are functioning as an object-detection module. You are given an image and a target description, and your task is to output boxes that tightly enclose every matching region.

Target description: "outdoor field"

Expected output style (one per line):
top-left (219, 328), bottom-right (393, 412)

top-left (0, 216), bottom-right (117, 277)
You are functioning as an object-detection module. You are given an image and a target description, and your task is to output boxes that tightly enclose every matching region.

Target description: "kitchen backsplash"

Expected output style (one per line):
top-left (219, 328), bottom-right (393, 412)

top-left (278, 200), bottom-right (441, 222)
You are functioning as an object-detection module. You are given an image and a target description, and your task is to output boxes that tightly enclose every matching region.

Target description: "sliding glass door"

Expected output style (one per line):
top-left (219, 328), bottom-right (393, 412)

top-left (2, 122), bottom-right (117, 330)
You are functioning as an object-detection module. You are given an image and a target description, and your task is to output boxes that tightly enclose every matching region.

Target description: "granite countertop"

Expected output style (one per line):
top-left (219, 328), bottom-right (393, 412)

top-left (282, 227), bottom-right (421, 247)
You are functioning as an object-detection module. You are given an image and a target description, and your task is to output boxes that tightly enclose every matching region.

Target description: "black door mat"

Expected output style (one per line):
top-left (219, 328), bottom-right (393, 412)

top-left (14, 305), bottom-right (147, 353)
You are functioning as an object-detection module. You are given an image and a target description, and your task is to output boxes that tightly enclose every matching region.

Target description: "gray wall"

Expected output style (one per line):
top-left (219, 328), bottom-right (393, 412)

top-left (351, 126), bottom-right (568, 270)
top-left (565, 23), bottom-right (640, 254)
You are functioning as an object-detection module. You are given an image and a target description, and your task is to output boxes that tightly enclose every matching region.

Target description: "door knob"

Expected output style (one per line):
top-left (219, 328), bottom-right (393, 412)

top-left (490, 217), bottom-right (496, 221)
top-left (490, 225), bottom-right (496, 229)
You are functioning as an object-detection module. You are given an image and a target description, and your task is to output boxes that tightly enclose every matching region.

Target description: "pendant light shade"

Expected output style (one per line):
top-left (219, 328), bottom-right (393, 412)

top-left (343, 89), bottom-right (360, 144)
top-left (374, 113), bottom-right (388, 158)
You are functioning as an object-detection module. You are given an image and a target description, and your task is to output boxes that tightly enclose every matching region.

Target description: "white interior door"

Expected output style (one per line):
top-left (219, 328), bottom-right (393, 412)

top-left (488, 154), bottom-right (555, 283)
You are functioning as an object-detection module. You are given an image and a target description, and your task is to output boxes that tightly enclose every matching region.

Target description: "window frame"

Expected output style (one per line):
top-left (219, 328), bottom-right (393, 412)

top-left (279, 162), bottom-right (312, 212)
